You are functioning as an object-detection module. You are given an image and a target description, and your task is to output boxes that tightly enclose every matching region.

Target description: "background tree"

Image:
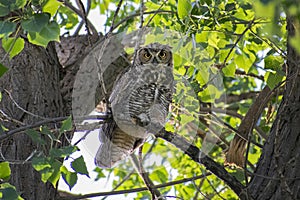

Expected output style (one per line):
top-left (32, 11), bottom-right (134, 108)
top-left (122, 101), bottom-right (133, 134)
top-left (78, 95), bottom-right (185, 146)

top-left (0, 0), bottom-right (299, 199)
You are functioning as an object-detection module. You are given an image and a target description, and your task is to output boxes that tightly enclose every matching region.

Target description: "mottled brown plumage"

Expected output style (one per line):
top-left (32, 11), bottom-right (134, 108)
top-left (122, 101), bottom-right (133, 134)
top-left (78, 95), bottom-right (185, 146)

top-left (95, 43), bottom-right (174, 168)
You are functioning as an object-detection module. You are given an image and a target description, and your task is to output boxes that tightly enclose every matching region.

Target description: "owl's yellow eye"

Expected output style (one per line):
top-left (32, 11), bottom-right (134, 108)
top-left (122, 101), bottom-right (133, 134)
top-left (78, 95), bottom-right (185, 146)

top-left (158, 50), bottom-right (167, 59)
top-left (143, 52), bottom-right (151, 59)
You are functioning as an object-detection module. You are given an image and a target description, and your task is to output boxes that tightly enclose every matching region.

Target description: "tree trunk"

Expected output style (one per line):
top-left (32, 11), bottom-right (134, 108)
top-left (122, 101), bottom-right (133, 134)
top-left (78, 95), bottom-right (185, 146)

top-left (0, 34), bottom-right (128, 199)
top-left (247, 16), bottom-right (300, 200)
top-left (0, 41), bottom-right (63, 199)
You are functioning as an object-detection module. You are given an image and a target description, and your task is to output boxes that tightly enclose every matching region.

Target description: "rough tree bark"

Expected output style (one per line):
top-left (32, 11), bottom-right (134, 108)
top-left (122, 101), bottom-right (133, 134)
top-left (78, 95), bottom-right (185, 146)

top-left (0, 42), bottom-right (63, 199)
top-left (247, 16), bottom-right (300, 199)
top-left (0, 34), bottom-right (100, 199)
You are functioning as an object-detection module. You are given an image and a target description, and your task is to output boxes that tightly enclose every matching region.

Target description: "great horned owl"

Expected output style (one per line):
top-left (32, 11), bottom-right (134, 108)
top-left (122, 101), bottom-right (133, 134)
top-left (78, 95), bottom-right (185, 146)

top-left (95, 43), bottom-right (174, 168)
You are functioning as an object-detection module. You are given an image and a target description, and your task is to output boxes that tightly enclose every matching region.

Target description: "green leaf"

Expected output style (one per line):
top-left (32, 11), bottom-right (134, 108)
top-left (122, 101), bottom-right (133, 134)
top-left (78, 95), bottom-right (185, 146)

top-left (195, 32), bottom-right (208, 43)
top-left (94, 167), bottom-right (106, 181)
top-left (208, 32), bottom-right (221, 49)
top-left (33, 158), bottom-right (62, 185)
top-left (39, 167), bottom-right (54, 183)
top-left (0, 4), bottom-right (9, 17)
top-left (222, 62), bottom-right (236, 77)
top-left (178, 0), bottom-right (192, 19)
top-left (0, 187), bottom-right (19, 200)
top-left (21, 13), bottom-right (50, 33)
top-left (15, 0), bottom-right (27, 9)
top-left (2, 37), bottom-right (25, 59)
top-left (0, 63), bottom-right (8, 77)
top-left (199, 85), bottom-right (222, 102)
top-left (25, 129), bottom-right (46, 145)
top-left (40, 126), bottom-right (57, 141)
top-left (32, 157), bottom-right (51, 171)
top-left (265, 71), bottom-right (284, 89)
top-left (0, 0), bottom-right (26, 16)
top-left (253, 1), bottom-right (275, 18)
top-left (43, 0), bottom-right (62, 16)
top-left (50, 146), bottom-right (77, 158)
top-left (61, 166), bottom-right (78, 190)
top-left (165, 122), bottom-right (175, 132)
top-left (179, 114), bottom-right (194, 125)
top-left (235, 54), bottom-right (252, 73)
top-left (0, 162), bottom-right (11, 180)
top-left (230, 169), bottom-right (245, 182)
top-left (28, 21), bottom-right (60, 48)
top-left (60, 116), bottom-right (73, 133)
top-left (0, 21), bottom-right (16, 38)
top-left (264, 55), bottom-right (284, 71)
top-left (47, 159), bottom-right (62, 187)
top-left (150, 167), bottom-right (168, 183)
top-left (58, 6), bottom-right (79, 30)
top-left (71, 156), bottom-right (89, 177)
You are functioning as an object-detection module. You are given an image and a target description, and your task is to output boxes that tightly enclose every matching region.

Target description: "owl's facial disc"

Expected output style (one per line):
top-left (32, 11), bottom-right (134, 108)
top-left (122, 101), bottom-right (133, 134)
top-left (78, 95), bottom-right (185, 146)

top-left (139, 48), bottom-right (152, 63)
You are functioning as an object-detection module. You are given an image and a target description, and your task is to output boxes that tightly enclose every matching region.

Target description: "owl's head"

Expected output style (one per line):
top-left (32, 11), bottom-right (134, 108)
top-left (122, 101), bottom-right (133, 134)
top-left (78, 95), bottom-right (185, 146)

top-left (136, 43), bottom-right (172, 66)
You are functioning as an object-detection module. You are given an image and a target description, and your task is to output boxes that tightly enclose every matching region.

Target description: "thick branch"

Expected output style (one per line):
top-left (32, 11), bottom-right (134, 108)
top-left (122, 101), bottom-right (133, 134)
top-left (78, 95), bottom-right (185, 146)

top-left (226, 85), bottom-right (272, 167)
top-left (0, 115), bottom-right (110, 141)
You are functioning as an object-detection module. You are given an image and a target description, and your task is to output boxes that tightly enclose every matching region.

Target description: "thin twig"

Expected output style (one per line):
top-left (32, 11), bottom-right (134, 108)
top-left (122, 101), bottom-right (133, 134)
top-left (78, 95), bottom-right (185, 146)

top-left (0, 114), bottom-right (110, 141)
top-left (223, 19), bottom-right (255, 65)
top-left (204, 173), bottom-right (227, 200)
top-left (243, 117), bottom-right (256, 186)
top-left (73, 129), bottom-right (94, 146)
top-left (73, 0), bottom-right (92, 35)
top-left (201, 19), bottom-right (255, 91)
top-left (75, 0), bottom-right (91, 35)
top-left (100, 171), bottom-right (135, 200)
top-left (145, 1), bottom-right (169, 27)
top-left (0, 116), bottom-right (68, 141)
top-left (139, 0), bottom-right (144, 28)
top-left (109, 0), bottom-right (124, 33)
top-left (57, 0), bottom-right (97, 35)
top-left (4, 89), bottom-right (47, 120)
top-left (112, 10), bottom-right (174, 31)
top-left (200, 107), bottom-right (268, 140)
top-left (58, 173), bottom-right (211, 200)
top-left (249, 28), bottom-right (287, 58)
top-left (131, 152), bottom-right (162, 199)
top-left (0, 109), bottom-right (25, 126)
top-left (94, 1), bottom-right (125, 109)
top-left (192, 178), bottom-right (209, 200)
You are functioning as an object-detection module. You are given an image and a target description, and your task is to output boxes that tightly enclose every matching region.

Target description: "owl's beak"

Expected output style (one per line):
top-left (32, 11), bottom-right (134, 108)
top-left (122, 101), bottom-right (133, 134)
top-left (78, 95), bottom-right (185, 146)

top-left (152, 57), bottom-right (159, 64)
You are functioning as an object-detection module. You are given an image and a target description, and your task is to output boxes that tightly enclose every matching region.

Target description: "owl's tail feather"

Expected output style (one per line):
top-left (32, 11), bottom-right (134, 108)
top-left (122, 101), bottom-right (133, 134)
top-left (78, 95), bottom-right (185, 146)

top-left (95, 119), bottom-right (146, 168)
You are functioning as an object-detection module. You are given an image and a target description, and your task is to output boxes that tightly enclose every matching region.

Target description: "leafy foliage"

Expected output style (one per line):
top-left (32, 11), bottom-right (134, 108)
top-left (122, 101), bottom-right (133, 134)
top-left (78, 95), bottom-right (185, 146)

top-left (0, 0), bottom-right (61, 59)
top-left (23, 117), bottom-right (87, 190)
top-left (0, 162), bottom-right (23, 199)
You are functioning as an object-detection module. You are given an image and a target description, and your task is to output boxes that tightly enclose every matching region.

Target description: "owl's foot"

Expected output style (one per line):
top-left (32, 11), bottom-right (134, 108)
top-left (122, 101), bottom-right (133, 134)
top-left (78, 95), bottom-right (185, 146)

top-left (131, 113), bottom-right (150, 127)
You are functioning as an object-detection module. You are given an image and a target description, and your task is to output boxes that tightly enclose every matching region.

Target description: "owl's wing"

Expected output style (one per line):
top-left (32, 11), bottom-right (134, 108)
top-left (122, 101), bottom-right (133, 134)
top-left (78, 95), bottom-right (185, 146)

top-left (109, 66), bottom-right (139, 103)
